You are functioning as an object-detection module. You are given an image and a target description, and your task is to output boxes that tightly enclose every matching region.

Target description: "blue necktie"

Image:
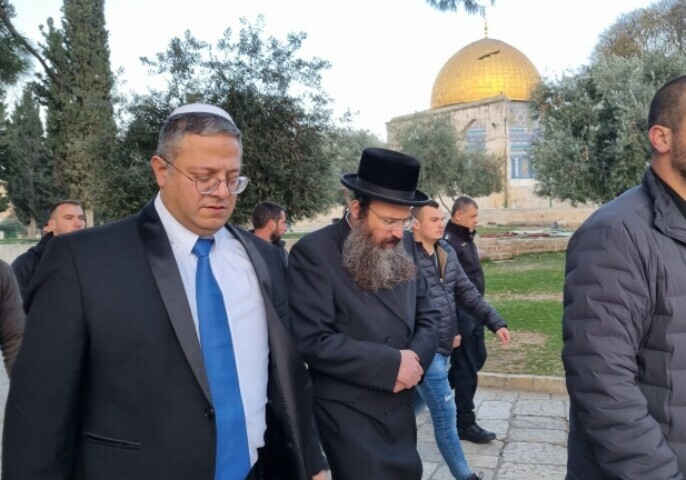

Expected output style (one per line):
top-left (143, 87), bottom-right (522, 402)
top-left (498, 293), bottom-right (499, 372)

top-left (193, 238), bottom-right (250, 480)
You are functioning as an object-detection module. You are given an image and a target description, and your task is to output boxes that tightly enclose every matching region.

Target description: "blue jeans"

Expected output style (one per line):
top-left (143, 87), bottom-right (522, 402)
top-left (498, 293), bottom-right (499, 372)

top-left (415, 353), bottom-right (473, 480)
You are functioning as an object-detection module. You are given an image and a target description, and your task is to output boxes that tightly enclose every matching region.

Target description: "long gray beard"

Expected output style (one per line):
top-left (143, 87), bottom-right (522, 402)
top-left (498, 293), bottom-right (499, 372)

top-left (342, 227), bottom-right (417, 291)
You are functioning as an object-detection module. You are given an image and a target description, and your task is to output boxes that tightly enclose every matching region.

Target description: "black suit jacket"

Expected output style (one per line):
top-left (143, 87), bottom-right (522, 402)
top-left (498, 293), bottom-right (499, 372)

top-left (3, 201), bottom-right (318, 480)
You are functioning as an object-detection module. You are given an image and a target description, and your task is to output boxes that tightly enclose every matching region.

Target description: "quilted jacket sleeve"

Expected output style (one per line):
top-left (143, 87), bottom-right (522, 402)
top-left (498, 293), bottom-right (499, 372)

top-left (562, 225), bottom-right (682, 479)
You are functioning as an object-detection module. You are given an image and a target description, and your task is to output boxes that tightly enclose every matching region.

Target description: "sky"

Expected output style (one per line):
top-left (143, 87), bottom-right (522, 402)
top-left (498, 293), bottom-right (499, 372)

top-left (12, 0), bottom-right (657, 140)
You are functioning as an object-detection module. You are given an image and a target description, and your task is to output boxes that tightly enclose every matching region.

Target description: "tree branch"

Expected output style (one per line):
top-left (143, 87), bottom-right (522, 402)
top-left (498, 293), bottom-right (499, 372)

top-left (0, 1), bottom-right (60, 85)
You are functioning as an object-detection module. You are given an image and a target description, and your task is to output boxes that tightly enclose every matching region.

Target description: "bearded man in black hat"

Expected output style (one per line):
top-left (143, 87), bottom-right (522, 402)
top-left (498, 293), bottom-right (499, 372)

top-left (287, 148), bottom-right (439, 480)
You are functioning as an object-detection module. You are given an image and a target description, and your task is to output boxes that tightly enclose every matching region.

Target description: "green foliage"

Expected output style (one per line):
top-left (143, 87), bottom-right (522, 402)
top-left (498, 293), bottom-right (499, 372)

top-left (34, 0), bottom-right (116, 214)
top-left (111, 17), bottom-right (337, 224)
top-left (529, 54), bottom-right (686, 205)
top-left (0, 87), bottom-right (61, 227)
top-left (0, 2), bottom-right (30, 89)
top-left (424, 0), bottom-right (494, 15)
top-left (530, 0), bottom-right (686, 206)
top-left (0, 217), bottom-right (27, 238)
top-left (323, 126), bottom-right (386, 207)
top-left (393, 113), bottom-right (502, 205)
top-left (593, 0), bottom-right (686, 61)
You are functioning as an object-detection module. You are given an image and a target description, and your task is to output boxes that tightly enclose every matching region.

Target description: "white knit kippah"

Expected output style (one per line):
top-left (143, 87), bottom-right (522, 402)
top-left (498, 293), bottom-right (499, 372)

top-left (169, 103), bottom-right (233, 122)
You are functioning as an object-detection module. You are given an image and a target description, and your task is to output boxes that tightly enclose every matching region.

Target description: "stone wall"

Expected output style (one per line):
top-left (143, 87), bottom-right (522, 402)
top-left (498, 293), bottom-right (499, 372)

top-left (0, 244), bottom-right (32, 264)
top-left (477, 235), bottom-right (569, 261)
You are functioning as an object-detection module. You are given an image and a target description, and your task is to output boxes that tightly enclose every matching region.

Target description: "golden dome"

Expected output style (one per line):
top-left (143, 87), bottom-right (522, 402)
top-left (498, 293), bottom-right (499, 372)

top-left (431, 37), bottom-right (541, 109)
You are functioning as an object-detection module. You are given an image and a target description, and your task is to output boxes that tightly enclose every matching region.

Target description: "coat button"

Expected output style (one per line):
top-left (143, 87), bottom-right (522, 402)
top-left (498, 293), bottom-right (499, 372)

top-left (205, 407), bottom-right (215, 419)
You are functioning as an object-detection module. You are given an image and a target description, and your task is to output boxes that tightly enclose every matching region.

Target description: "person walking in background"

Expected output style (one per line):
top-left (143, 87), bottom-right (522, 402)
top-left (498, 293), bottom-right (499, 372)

top-left (251, 200), bottom-right (289, 267)
top-left (0, 259), bottom-right (24, 375)
top-left (563, 75), bottom-right (686, 478)
top-left (288, 148), bottom-right (439, 480)
top-left (11, 199), bottom-right (86, 301)
top-left (3, 104), bottom-right (325, 480)
top-left (412, 200), bottom-right (509, 480)
top-left (443, 196), bottom-right (496, 444)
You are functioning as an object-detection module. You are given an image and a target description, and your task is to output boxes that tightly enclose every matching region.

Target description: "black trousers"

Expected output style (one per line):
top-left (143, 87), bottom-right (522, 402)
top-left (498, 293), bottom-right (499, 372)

top-left (448, 313), bottom-right (487, 429)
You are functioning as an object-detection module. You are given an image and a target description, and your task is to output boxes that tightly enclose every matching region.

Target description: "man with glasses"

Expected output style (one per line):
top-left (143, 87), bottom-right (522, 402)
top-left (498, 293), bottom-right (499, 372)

top-left (288, 148), bottom-right (439, 479)
top-left (4, 104), bottom-right (325, 480)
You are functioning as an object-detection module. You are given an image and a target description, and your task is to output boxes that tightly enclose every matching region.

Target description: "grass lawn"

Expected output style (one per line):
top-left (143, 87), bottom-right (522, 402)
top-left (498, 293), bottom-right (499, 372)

top-left (480, 252), bottom-right (566, 377)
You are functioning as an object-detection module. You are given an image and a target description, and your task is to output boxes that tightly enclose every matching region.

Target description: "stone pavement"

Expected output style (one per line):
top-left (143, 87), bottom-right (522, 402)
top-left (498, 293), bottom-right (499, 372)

top-left (0, 367), bottom-right (569, 479)
top-left (418, 387), bottom-right (569, 479)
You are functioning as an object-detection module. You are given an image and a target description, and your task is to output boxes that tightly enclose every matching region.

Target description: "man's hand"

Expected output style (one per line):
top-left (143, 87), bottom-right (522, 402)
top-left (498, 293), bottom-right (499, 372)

top-left (396, 349), bottom-right (423, 391)
top-left (452, 335), bottom-right (462, 348)
top-left (393, 380), bottom-right (409, 393)
top-left (312, 471), bottom-right (327, 480)
top-left (496, 327), bottom-right (510, 345)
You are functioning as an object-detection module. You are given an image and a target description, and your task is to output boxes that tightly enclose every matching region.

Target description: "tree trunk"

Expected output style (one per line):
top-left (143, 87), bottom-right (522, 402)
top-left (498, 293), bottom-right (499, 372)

top-left (86, 208), bottom-right (94, 228)
top-left (27, 216), bottom-right (38, 238)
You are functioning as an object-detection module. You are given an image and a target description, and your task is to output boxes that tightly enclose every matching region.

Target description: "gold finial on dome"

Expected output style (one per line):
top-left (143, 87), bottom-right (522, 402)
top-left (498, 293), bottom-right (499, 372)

top-left (483, 11), bottom-right (488, 38)
top-left (430, 37), bottom-right (542, 109)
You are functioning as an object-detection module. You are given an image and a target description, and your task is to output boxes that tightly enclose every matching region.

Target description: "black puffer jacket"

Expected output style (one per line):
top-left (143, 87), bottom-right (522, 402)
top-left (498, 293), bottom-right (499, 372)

top-left (444, 222), bottom-right (484, 295)
top-left (11, 232), bottom-right (53, 302)
top-left (563, 168), bottom-right (686, 479)
top-left (415, 240), bottom-right (506, 356)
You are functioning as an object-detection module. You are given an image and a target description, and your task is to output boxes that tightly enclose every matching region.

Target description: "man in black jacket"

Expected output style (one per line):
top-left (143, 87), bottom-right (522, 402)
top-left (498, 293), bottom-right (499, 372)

top-left (563, 75), bottom-right (686, 478)
top-left (443, 196), bottom-right (494, 443)
top-left (11, 199), bottom-right (86, 301)
top-left (411, 200), bottom-right (508, 480)
top-left (288, 148), bottom-right (438, 480)
top-left (251, 200), bottom-right (289, 267)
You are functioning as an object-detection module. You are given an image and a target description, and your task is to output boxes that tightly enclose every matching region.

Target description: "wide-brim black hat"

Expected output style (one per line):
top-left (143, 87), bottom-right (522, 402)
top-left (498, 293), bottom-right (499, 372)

top-left (340, 148), bottom-right (430, 206)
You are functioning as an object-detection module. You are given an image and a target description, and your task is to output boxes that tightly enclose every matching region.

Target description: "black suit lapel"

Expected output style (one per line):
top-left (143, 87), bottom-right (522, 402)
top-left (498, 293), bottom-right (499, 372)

top-left (228, 226), bottom-right (273, 297)
top-left (371, 285), bottom-right (412, 329)
top-left (138, 201), bottom-right (212, 402)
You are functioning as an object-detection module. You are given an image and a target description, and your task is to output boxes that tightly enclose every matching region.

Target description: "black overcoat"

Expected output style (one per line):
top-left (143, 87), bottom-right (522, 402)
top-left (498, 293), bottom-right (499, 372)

top-left (287, 219), bottom-right (438, 480)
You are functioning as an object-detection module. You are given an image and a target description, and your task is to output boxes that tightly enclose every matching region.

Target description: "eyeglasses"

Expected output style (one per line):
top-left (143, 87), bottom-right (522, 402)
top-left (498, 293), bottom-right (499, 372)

top-left (368, 206), bottom-right (416, 231)
top-left (159, 156), bottom-right (249, 195)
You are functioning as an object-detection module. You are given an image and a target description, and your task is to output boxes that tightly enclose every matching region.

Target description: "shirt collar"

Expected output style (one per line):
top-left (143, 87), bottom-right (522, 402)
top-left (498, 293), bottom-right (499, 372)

top-left (154, 193), bottom-right (231, 255)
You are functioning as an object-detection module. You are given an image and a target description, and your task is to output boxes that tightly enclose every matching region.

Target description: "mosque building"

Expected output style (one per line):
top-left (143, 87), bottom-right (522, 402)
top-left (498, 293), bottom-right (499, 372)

top-left (386, 31), bottom-right (581, 216)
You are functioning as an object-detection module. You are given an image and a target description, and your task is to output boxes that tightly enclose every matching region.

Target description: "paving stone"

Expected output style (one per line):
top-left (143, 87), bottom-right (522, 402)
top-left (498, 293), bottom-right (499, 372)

top-left (474, 388), bottom-right (519, 402)
top-left (496, 462), bottom-right (566, 479)
top-left (460, 439), bottom-right (504, 456)
top-left (417, 440), bottom-right (443, 462)
top-left (418, 423), bottom-right (437, 443)
top-left (510, 415), bottom-right (568, 431)
top-left (514, 398), bottom-right (567, 418)
top-left (429, 464), bottom-right (456, 479)
top-left (508, 427), bottom-right (567, 444)
top-left (421, 460), bottom-right (439, 480)
top-left (477, 400), bottom-right (513, 420)
top-left (518, 391), bottom-right (551, 400)
top-left (466, 454), bottom-right (499, 469)
top-left (502, 441), bottom-right (567, 465)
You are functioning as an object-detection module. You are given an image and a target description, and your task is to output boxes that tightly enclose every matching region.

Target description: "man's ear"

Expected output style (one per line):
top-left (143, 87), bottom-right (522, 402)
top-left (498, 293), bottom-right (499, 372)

top-left (150, 155), bottom-right (170, 188)
top-left (349, 199), bottom-right (361, 220)
top-left (649, 125), bottom-right (672, 154)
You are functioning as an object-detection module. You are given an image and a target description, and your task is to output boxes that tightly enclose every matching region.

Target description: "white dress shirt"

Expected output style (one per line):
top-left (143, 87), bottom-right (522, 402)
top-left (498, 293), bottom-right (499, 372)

top-left (155, 195), bottom-right (269, 467)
